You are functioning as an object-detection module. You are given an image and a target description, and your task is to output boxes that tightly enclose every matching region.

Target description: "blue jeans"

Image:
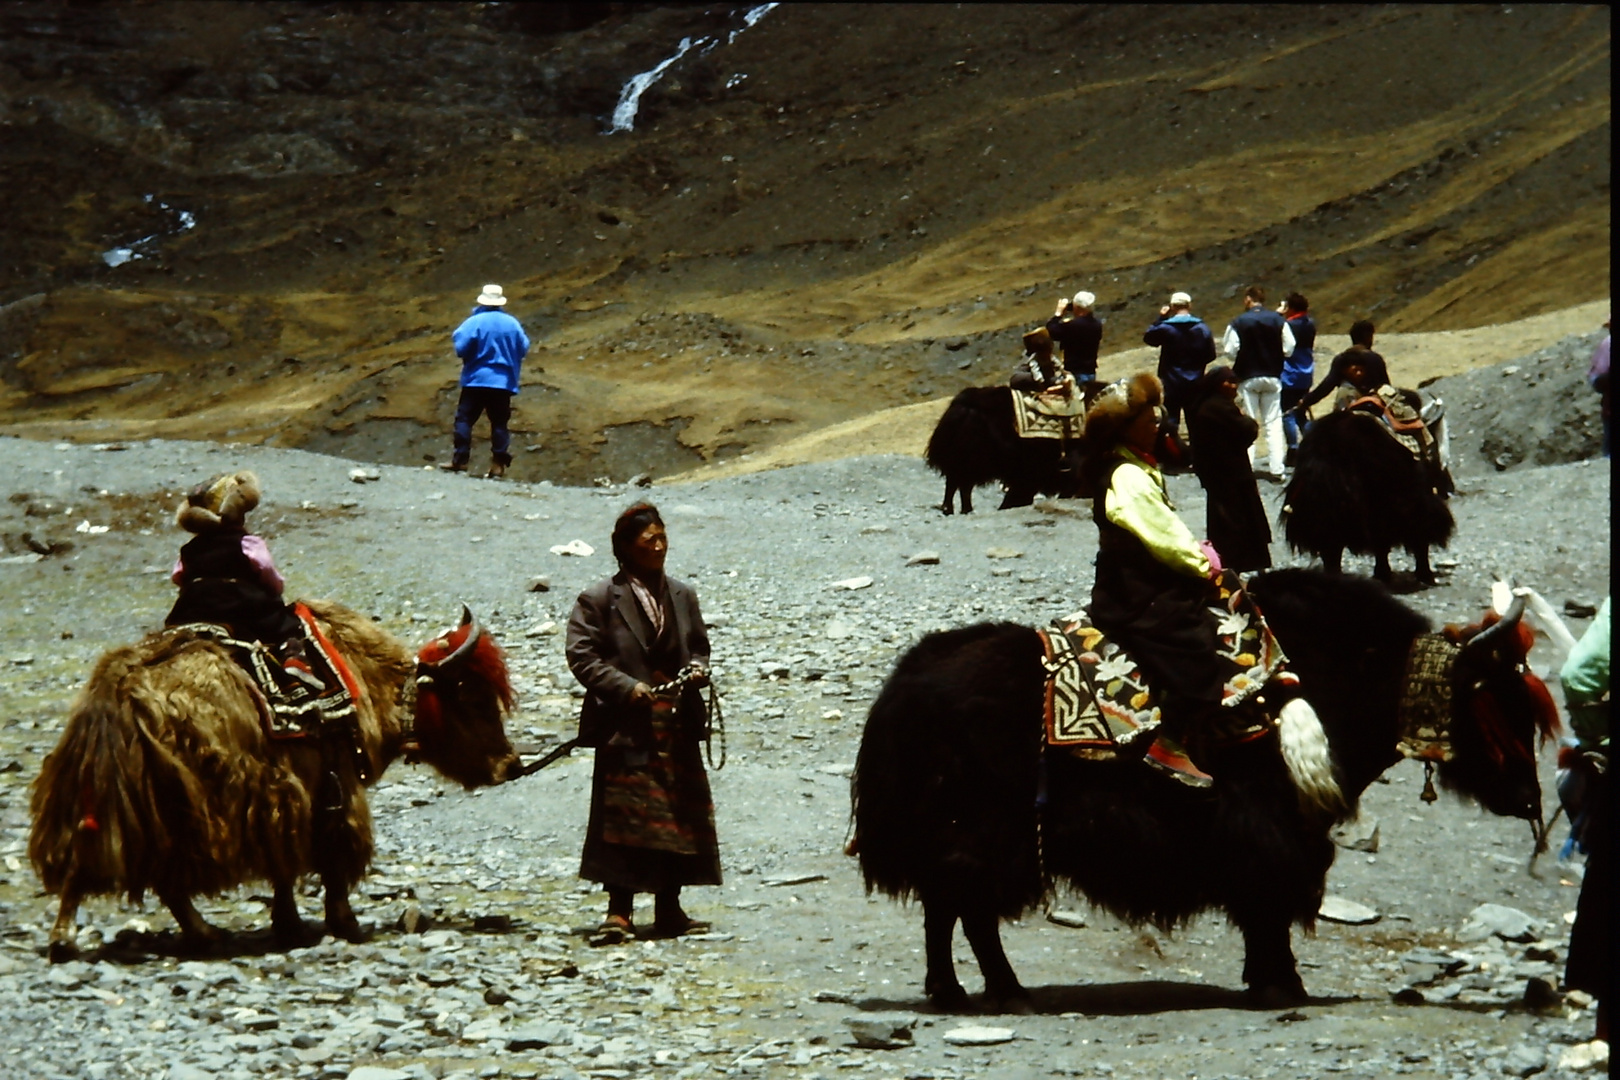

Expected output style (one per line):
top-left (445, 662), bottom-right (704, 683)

top-left (1281, 382), bottom-right (1311, 449)
top-left (453, 387), bottom-right (513, 466)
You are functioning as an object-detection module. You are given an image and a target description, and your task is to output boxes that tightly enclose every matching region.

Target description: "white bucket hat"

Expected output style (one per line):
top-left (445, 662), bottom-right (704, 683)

top-left (1169, 291), bottom-right (1192, 307)
top-left (476, 284), bottom-right (508, 306)
top-left (1072, 290), bottom-right (1096, 310)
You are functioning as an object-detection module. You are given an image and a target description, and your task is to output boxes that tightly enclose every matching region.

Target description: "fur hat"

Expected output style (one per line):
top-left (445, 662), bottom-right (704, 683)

top-left (176, 471), bottom-right (261, 533)
top-left (1082, 372), bottom-right (1162, 455)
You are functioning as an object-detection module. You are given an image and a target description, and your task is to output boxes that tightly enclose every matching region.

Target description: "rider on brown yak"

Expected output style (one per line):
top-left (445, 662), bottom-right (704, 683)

top-left (31, 472), bottom-right (522, 961)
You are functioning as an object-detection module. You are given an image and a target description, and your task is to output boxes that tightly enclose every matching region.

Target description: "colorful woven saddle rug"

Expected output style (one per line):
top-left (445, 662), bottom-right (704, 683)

top-left (1011, 387), bottom-right (1085, 439)
top-left (171, 602), bottom-right (361, 740)
top-left (1037, 574), bottom-right (1295, 760)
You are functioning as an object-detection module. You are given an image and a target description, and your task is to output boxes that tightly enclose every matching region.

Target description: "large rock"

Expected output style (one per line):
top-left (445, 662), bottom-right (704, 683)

top-left (845, 1014), bottom-right (915, 1049)
top-left (1456, 903), bottom-right (1541, 943)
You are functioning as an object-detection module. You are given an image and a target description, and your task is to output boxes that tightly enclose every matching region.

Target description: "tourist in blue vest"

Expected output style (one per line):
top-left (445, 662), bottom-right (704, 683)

top-left (1220, 286), bottom-right (1295, 481)
top-left (1278, 292), bottom-right (1317, 466)
top-left (1142, 290), bottom-right (1216, 439)
top-left (444, 284), bottom-right (530, 479)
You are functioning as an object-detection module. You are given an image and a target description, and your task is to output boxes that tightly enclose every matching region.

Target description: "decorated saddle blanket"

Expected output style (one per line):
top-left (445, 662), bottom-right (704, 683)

top-left (1011, 387), bottom-right (1085, 439)
top-left (171, 602), bottom-right (361, 740)
top-left (1037, 576), bottom-right (1293, 758)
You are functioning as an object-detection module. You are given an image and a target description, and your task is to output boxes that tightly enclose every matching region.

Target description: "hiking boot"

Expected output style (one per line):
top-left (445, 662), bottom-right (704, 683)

top-left (1144, 734), bottom-right (1214, 787)
top-left (438, 461), bottom-right (467, 473)
top-left (486, 461), bottom-right (507, 480)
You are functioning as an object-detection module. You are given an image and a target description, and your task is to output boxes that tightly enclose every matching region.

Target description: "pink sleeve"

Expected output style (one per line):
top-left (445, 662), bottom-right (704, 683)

top-left (240, 534), bottom-right (285, 594)
top-left (170, 556), bottom-right (184, 586)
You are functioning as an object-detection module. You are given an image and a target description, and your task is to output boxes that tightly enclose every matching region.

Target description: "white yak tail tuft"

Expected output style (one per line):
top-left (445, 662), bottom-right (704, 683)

top-left (1278, 698), bottom-right (1346, 817)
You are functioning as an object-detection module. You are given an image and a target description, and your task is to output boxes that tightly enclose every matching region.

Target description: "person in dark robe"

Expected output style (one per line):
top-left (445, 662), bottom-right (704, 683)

top-left (566, 503), bottom-right (721, 943)
top-left (1184, 366), bottom-right (1273, 572)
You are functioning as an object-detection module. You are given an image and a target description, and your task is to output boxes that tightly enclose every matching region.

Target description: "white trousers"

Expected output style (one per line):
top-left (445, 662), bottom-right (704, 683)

top-left (1238, 376), bottom-right (1286, 477)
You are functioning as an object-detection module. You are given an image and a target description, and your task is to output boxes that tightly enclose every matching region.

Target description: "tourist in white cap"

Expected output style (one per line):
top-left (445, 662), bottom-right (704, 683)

top-left (1142, 290), bottom-right (1216, 439)
top-left (445, 284), bottom-right (530, 479)
top-left (1046, 289), bottom-right (1104, 395)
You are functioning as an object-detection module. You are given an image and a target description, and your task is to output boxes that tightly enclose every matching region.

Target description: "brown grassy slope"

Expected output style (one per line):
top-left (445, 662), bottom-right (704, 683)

top-left (0, 3), bottom-right (1608, 482)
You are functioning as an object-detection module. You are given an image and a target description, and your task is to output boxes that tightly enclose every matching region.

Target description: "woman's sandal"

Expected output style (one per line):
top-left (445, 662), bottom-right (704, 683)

top-left (589, 914), bottom-right (634, 946)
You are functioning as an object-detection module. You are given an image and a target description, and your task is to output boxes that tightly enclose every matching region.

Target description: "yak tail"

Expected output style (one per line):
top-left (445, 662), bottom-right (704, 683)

top-left (29, 652), bottom-right (209, 902)
top-left (1276, 698), bottom-right (1347, 818)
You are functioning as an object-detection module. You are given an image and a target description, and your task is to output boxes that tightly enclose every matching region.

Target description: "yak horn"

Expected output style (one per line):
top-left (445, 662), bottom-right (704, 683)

top-left (432, 604), bottom-right (483, 668)
top-left (1515, 586), bottom-right (1580, 657)
top-left (1465, 591), bottom-right (1528, 655)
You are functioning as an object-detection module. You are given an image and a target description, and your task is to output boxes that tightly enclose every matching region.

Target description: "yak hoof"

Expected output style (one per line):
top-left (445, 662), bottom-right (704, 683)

top-left (926, 980), bottom-right (971, 1013)
top-left (983, 986), bottom-right (1035, 1015)
top-left (1247, 981), bottom-right (1309, 1009)
top-left (274, 917), bottom-right (323, 950)
top-left (939, 503), bottom-right (954, 517)
top-left (326, 916), bottom-right (369, 944)
top-left (46, 939), bottom-right (80, 965)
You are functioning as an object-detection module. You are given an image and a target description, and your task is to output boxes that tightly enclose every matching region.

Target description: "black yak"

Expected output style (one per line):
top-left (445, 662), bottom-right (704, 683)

top-left (31, 604), bottom-right (518, 960)
top-left (850, 571), bottom-right (1557, 1009)
top-left (925, 386), bottom-right (1083, 514)
top-left (1282, 409), bottom-right (1454, 585)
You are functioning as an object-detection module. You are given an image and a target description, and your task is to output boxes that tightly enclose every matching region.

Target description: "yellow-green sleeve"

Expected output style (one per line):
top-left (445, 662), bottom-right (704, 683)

top-left (1105, 462), bottom-right (1211, 578)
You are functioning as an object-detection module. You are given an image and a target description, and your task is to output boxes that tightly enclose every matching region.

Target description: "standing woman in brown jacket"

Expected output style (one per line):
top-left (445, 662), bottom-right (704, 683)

top-left (566, 503), bottom-right (721, 943)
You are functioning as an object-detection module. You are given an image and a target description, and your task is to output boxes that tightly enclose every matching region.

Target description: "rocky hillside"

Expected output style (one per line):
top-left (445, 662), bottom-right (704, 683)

top-left (0, 3), bottom-right (1610, 481)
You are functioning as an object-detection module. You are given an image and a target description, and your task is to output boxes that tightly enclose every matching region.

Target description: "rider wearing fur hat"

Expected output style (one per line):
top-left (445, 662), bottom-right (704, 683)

top-left (166, 472), bottom-right (311, 677)
top-left (1082, 373), bottom-right (1226, 786)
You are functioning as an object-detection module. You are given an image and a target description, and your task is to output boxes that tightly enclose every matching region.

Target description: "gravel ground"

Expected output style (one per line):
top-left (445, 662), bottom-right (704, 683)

top-left (0, 336), bottom-right (1608, 1080)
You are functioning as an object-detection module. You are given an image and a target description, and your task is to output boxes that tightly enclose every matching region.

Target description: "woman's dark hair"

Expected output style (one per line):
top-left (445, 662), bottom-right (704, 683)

top-left (1284, 292), bottom-right (1309, 312)
top-left (1349, 319), bottom-right (1376, 347)
top-left (1185, 364), bottom-right (1236, 411)
top-left (611, 502), bottom-right (664, 565)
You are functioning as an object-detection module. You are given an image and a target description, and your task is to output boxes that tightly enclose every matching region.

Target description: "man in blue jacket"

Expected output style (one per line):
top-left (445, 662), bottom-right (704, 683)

top-left (445, 284), bottom-right (530, 478)
top-left (1143, 291), bottom-right (1216, 438)
top-left (1278, 292), bottom-right (1317, 466)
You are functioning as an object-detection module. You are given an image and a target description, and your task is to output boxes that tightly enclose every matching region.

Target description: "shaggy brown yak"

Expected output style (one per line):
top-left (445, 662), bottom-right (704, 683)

top-left (30, 601), bottom-right (519, 961)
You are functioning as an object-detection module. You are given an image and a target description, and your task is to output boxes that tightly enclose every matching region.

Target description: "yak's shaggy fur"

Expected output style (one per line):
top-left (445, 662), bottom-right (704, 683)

top-left (1283, 410), bottom-right (1454, 582)
top-left (925, 386), bottom-right (1082, 514)
top-left (852, 569), bottom-right (1551, 1009)
top-left (29, 600), bottom-right (517, 959)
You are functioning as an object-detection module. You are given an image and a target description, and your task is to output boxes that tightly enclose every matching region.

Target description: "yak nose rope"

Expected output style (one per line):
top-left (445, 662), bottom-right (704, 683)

top-left (650, 667), bottom-right (726, 771)
top-left (507, 666), bottom-right (726, 779)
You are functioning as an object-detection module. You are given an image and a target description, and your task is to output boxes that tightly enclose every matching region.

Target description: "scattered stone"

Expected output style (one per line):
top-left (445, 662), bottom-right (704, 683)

top-left (813, 989), bottom-right (854, 1004)
top-left (507, 1021), bottom-right (572, 1051)
top-left (1557, 1041), bottom-right (1609, 1072)
top-left (0, 553), bottom-right (44, 564)
top-left (397, 901), bottom-right (428, 934)
top-left (1522, 975), bottom-right (1561, 1010)
top-left (942, 1026), bottom-right (1015, 1046)
top-left (349, 468), bottom-right (380, 483)
top-left (845, 1014), bottom-right (915, 1049)
top-left (985, 547), bottom-right (1024, 559)
top-left (831, 576), bottom-right (873, 590)
top-left (1457, 903), bottom-right (1540, 943)
top-left (1329, 815), bottom-right (1380, 853)
top-left (817, 763), bottom-right (853, 777)
top-left (860, 524), bottom-right (890, 534)
top-left (1318, 896), bottom-right (1380, 924)
top-left (1046, 910), bottom-right (1087, 929)
top-left (347, 1068), bottom-right (411, 1080)
top-left (1564, 599), bottom-right (1598, 618)
top-left (825, 620), bottom-right (854, 639)
top-left (905, 551), bottom-right (940, 566)
top-left (525, 621), bottom-right (559, 637)
top-left (549, 540), bottom-right (595, 557)
top-left (527, 575), bottom-right (552, 592)
top-left (758, 661), bottom-right (791, 678)
top-left (1501, 1045), bottom-right (1548, 1077)
top-left (764, 873), bottom-right (827, 887)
